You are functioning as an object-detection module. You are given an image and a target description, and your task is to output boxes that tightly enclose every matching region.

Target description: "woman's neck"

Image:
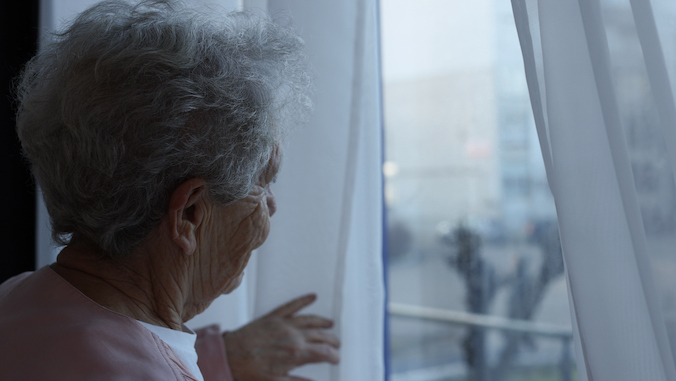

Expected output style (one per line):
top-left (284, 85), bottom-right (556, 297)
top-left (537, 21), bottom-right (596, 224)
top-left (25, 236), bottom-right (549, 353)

top-left (51, 242), bottom-right (190, 331)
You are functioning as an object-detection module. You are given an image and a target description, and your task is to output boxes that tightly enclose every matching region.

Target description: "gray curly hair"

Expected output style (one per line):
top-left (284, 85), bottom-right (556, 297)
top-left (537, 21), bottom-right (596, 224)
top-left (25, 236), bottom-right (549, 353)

top-left (15, 0), bottom-right (311, 258)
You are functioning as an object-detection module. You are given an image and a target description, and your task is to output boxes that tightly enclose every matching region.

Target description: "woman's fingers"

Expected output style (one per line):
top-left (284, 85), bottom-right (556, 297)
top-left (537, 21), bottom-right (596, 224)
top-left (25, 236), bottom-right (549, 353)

top-left (303, 329), bottom-right (340, 348)
top-left (292, 314), bottom-right (334, 329)
top-left (299, 342), bottom-right (340, 365)
top-left (267, 294), bottom-right (317, 317)
top-left (261, 294), bottom-right (340, 368)
top-left (283, 376), bottom-right (314, 381)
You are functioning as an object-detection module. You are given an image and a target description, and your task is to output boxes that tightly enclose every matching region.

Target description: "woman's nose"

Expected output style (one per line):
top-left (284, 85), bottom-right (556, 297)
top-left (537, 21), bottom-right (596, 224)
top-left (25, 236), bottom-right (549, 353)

top-left (266, 188), bottom-right (276, 216)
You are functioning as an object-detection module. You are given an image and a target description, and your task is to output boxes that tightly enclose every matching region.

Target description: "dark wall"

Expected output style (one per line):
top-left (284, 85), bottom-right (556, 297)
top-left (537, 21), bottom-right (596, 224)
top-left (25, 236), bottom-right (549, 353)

top-left (1, 1), bottom-right (39, 283)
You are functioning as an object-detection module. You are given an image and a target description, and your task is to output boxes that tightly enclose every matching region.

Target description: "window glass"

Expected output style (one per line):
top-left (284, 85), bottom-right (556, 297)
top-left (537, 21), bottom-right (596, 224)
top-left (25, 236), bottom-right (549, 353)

top-left (381, 1), bottom-right (575, 380)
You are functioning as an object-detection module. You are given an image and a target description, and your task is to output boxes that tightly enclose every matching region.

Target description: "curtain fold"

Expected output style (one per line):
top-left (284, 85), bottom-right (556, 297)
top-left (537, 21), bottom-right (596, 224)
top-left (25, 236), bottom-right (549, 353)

top-left (255, 1), bottom-right (384, 380)
top-left (629, 0), bottom-right (676, 185)
top-left (512, 0), bottom-right (676, 380)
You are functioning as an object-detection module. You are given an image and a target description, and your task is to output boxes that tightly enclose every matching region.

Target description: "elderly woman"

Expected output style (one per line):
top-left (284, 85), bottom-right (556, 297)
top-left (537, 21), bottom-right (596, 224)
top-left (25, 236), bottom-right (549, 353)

top-left (0, 1), bottom-right (339, 380)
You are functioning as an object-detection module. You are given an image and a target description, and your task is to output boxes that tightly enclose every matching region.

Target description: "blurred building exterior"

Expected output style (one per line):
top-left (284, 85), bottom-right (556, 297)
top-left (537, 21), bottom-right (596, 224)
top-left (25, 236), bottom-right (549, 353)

top-left (382, 0), bottom-right (555, 258)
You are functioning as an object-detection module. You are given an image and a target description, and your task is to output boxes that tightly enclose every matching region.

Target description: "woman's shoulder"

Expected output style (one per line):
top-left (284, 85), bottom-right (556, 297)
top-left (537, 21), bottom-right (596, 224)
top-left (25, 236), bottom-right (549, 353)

top-left (0, 270), bottom-right (33, 299)
top-left (0, 267), bottom-right (195, 380)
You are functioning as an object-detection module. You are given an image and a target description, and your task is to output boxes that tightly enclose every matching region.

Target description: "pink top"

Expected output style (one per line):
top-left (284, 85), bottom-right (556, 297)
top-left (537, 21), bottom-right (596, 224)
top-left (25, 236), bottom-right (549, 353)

top-left (0, 266), bottom-right (233, 381)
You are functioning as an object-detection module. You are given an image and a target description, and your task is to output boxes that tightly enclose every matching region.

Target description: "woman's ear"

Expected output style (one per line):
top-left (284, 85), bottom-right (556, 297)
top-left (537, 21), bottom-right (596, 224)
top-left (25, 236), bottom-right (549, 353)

top-left (167, 178), bottom-right (208, 255)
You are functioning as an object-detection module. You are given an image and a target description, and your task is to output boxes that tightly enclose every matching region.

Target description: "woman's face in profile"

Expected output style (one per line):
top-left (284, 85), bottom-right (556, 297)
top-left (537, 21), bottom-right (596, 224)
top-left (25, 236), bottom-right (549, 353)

top-left (196, 147), bottom-right (281, 296)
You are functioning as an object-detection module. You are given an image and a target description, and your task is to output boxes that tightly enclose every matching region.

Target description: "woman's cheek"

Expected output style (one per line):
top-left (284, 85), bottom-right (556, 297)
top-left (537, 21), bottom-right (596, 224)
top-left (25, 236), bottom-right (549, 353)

top-left (245, 196), bottom-right (271, 247)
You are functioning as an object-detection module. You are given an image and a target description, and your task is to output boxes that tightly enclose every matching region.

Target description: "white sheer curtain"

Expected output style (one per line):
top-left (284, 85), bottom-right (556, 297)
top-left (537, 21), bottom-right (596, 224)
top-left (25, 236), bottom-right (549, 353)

top-left (512, 0), bottom-right (676, 380)
top-left (253, 1), bottom-right (384, 380)
top-left (191, 1), bottom-right (385, 379)
top-left (40, 1), bottom-right (385, 380)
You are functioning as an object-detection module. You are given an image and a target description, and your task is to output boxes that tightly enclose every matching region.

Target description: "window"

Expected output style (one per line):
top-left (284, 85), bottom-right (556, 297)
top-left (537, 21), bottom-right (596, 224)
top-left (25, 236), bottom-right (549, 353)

top-left (381, 1), bottom-right (574, 380)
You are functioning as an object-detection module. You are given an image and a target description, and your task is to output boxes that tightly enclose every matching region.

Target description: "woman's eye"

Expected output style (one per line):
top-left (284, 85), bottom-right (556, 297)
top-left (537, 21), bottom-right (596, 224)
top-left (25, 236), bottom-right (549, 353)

top-left (263, 175), bottom-right (277, 191)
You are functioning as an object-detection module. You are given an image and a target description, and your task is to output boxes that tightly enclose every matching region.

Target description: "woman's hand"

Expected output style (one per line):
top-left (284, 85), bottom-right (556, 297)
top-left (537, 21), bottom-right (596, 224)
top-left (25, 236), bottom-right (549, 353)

top-left (222, 294), bottom-right (340, 381)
